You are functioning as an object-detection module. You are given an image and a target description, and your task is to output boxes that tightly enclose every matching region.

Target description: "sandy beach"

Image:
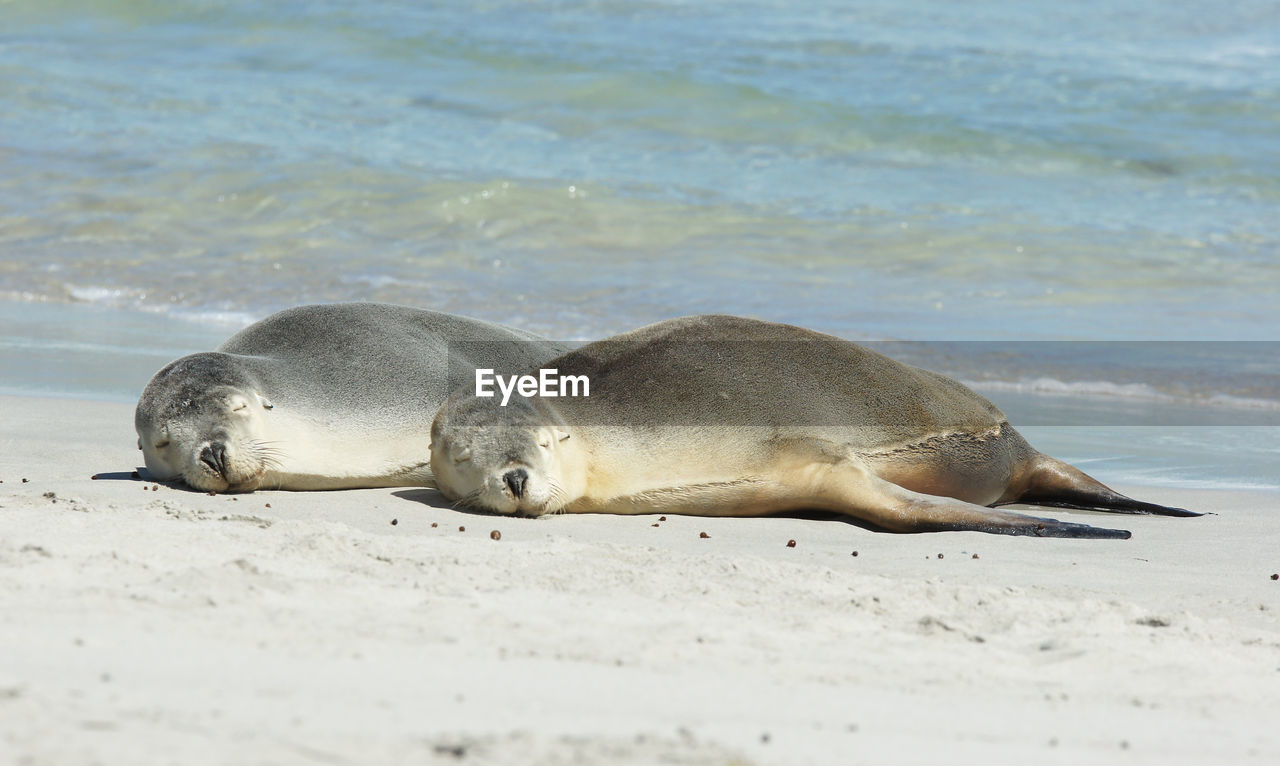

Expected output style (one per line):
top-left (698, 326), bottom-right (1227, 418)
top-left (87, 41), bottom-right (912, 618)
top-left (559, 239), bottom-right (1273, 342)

top-left (1, 392), bottom-right (1277, 765)
top-left (6, 1), bottom-right (1278, 763)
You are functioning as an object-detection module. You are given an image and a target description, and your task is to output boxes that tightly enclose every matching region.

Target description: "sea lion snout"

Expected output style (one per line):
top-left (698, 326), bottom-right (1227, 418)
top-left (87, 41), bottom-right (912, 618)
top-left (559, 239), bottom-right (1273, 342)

top-left (504, 467), bottom-right (528, 498)
top-left (200, 441), bottom-right (229, 477)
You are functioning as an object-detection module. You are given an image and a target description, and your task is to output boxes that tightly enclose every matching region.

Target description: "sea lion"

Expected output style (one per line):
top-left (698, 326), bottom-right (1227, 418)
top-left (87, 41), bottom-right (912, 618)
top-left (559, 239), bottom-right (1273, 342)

top-left (429, 315), bottom-right (1198, 539)
top-left (136, 302), bottom-right (568, 493)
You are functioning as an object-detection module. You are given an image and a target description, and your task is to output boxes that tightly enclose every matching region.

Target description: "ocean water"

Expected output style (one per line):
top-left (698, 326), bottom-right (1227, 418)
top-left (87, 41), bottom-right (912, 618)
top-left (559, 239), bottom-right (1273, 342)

top-left (1, 0), bottom-right (1277, 489)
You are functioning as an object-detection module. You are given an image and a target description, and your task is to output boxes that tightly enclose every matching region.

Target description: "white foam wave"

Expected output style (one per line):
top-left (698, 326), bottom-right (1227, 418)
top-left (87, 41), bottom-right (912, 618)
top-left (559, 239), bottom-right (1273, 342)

top-left (964, 377), bottom-right (1280, 412)
top-left (0, 337), bottom-right (198, 357)
top-left (966, 377), bottom-right (1174, 401)
top-left (1104, 471), bottom-right (1280, 492)
top-left (61, 285), bottom-right (258, 329)
top-left (163, 307), bottom-right (259, 329)
top-left (340, 274), bottom-right (407, 289)
top-left (1197, 42), bottom-right (1280, 65)
top-left (66, 285), bottom-right (140, 304)
top-left (1203, 393), bottom-right (1280, 411)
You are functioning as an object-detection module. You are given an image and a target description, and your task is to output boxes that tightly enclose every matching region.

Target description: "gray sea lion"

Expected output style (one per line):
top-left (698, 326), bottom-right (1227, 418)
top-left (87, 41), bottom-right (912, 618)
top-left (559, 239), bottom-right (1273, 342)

top-left (429, 315), bottom-right (1198, 539)
top-left (136, 302), bottom-right (568, 492)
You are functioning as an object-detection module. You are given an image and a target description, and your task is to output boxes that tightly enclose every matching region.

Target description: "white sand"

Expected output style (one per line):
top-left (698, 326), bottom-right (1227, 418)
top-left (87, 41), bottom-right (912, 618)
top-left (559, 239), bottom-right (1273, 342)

top-left (2, 393), bottom-right (1278, 765)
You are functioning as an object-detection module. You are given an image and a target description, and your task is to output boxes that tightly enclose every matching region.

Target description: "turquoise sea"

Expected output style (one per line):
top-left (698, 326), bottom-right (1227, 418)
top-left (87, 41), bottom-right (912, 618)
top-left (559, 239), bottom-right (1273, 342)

top-left (1, 0), bottom-right (1277, 488)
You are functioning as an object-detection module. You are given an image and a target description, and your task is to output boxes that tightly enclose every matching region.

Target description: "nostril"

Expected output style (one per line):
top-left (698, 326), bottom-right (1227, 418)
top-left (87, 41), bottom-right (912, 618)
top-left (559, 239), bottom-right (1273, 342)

top-left (200, 442), bottom-right (228, 477)
top-left (503, 468), bottom-right (528, 498)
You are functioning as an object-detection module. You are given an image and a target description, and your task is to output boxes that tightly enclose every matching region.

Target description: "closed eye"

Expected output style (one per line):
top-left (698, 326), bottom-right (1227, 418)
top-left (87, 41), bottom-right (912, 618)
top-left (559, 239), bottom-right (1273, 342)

top-left (454, 447), bottom-right (472, 464)
top-left (154, 441), bottom-right (170, 449)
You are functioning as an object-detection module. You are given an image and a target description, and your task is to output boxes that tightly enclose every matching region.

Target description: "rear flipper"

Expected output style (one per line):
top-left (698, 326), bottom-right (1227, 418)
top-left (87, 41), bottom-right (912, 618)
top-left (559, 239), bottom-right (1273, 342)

top-left (1000, 454), bottom-right (1202, 517)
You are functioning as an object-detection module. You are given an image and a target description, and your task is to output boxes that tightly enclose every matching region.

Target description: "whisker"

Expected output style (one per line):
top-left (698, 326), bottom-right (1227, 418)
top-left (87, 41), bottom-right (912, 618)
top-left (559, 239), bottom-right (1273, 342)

top-left (451, 488), bottom-right (484, 511)
top-left (544, 477), bottom-right (569, 515)
top-left (248, 440), bottom-right (286, 471)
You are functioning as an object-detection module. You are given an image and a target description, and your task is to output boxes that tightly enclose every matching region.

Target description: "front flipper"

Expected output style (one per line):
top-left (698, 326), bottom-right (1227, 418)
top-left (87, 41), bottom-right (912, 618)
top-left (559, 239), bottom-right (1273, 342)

top-left (906, 505), bottom-right (1132, 539)
top-left (818, 468), bottom-right (1133, 539)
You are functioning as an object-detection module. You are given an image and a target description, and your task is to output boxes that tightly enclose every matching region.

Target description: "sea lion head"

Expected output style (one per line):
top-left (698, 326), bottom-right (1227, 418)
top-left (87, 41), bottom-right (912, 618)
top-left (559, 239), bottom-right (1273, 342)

top-left (135, 352), bottom-right (280, 493)
top-left (430, 393), bottom-right (575, 516)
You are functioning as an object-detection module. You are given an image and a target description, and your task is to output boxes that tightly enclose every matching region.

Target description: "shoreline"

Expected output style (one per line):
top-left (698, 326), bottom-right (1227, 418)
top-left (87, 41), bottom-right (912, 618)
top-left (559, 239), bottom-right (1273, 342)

top-left (2, 393), bottom-right (1278, 764)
